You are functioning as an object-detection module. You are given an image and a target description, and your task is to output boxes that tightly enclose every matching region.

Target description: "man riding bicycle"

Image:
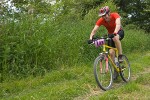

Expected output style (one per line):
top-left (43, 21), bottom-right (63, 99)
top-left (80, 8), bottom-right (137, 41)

top-left (88, 6), bottom-right (124, 80)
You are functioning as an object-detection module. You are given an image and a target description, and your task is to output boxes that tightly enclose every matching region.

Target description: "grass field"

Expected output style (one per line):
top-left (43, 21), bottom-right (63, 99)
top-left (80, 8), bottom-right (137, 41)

top-left (1, 12), bottom-right (150, 100)
top-left (1, 51), bottom-right (150, 100)
top-left (1, 1), bottom-right (150, 99)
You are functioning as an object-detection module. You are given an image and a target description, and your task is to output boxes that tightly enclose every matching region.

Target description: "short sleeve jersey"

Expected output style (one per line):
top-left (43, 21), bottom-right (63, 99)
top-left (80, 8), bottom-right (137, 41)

top-left (96, 13), bottom-right (120, 34)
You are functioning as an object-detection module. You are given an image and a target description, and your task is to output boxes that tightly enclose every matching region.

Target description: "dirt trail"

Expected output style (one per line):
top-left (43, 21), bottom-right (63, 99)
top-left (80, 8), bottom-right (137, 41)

top-left (74, 84), bottom-right (104, 100)
top-left (74, 67), bottom-right (150, 100)
top-left (131, 67), bottom-right (150, 81)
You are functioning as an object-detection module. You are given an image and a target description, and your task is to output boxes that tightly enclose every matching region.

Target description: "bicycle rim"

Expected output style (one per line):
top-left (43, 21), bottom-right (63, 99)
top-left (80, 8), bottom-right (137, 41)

top-left (94, 55), bottom-right (113, 91)
top-left (119, 55), bottom-right (131, 82)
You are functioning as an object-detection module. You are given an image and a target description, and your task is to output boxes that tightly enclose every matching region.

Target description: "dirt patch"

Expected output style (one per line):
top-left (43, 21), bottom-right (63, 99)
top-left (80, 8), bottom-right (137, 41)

top-left (74, 84), bottom-right (103, 100)
top-left (132, 67), bottom-right (150, 81)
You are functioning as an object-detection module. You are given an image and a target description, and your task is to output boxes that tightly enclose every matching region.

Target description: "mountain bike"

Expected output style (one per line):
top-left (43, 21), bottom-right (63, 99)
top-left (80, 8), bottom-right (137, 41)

top-left (88, 36), bottom-right (131, 91)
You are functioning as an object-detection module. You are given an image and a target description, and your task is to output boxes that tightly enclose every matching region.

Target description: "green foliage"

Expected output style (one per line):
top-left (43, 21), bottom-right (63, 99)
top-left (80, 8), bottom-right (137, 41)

top-left (4, 0), bottom-right (52, 15)
top-left (1, 15), bottom-right (53, 80)
top-left (0, 0), bottom-right (150, 82)
top-left (0, 1), bottom-right (150, 99)
top-left (55, 0), bottom-right (96, 20)
top-left (115, 0), bottom-right (150, 32)
top-left (122, 25), bottom-right (150, 53)
top-left (2, 0), bottom-right (150, 33)
top-left (1, 13), bottom-right (150, 82)
top-left (0, 13), bottom-right (91, 80)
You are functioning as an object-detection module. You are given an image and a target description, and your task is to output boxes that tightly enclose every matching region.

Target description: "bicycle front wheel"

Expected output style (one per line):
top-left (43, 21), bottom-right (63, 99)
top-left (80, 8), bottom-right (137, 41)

top-left (94, 54), bottom-right (113, 91)
top-left (119, 55), bottom-right (131, 82)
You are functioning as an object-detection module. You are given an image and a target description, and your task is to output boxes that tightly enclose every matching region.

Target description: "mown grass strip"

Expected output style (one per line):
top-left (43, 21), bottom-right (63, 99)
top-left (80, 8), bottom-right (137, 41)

top-left (1, 52), bottom-right (150, 100)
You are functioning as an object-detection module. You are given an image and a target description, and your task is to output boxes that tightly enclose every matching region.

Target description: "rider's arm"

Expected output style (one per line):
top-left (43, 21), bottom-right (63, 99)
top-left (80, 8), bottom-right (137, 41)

top-left (90, 25), bottom-right (99, 40)
top-left (114, 18), bottom-right (121, 34)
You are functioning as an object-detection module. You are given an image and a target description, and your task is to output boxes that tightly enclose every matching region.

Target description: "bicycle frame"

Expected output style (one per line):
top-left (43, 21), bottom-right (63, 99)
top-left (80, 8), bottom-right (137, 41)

top-left (101, 44), bottom-right (120, 72)
top-left (92, 37), bottom-right (131, 90)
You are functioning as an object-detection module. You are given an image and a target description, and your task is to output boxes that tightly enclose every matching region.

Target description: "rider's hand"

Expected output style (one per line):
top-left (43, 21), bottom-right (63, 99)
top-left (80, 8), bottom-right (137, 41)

top-left (108, 34), bottom-right (114, 38)
top-left (108, 33), bottom-right (117, 38)
top-left (87, 39), bottom-right (93, 44)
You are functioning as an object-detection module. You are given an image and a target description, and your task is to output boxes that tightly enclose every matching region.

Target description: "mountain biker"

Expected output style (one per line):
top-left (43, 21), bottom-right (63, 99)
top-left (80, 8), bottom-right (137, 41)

top-left (88, 6), bottom-right (124, 80)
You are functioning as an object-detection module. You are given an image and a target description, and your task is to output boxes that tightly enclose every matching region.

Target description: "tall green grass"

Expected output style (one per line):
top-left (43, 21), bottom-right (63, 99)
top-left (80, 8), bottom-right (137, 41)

top-left (0, 14), bottom-right (150, 81)
top-left (122, 24), bottom-right (150, 53)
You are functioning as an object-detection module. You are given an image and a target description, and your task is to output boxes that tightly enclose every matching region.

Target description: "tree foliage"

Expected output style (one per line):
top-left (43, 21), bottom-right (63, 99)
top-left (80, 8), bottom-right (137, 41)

top-left (53, 0), bottom-right (96, 20)
top-left (0, 0), bottom-right (150, 81)
top-left (1, 0), bottom-right (149, 32)
top-left (5, 0), bottom-right (52, 14)
top-left (84, 1), bottom-right (117, 25)
top-left (115, 0), bottom-right (150, 32)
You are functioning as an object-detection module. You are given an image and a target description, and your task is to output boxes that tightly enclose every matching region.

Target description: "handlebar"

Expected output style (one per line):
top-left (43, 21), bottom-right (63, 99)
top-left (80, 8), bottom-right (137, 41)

top-left (88, 37), bottom-right (110, 44)
top-left (87, 35), bottom-right (111, 47)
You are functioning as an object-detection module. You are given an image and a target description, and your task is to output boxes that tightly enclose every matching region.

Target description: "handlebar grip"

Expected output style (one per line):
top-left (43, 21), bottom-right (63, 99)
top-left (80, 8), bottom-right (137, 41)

top-left (87, 40), bottom-right (93, 44)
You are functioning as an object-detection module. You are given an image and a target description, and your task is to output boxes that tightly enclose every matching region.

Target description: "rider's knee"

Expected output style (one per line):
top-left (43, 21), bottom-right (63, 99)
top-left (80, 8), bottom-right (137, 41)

top-left (112, 35), bottom-right (120, 42)
top-left (109, 49), bottom-right (115, 57)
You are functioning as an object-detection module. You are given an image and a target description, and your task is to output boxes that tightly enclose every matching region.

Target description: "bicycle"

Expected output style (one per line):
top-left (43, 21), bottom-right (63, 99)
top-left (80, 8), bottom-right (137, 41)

top-left (88, 36), bottom-right (131, 91)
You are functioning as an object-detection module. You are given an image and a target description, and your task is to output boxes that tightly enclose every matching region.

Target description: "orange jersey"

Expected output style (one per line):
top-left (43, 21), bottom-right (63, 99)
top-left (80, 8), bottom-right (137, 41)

top-left (96, 13), bottom-right (120, 34)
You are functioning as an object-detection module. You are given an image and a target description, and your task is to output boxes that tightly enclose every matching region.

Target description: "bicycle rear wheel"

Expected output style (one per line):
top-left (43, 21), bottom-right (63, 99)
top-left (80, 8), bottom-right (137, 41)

top-left (94, 54), bottom-right (113, 91)
top-left (119, 55), bottom-right (131, 82)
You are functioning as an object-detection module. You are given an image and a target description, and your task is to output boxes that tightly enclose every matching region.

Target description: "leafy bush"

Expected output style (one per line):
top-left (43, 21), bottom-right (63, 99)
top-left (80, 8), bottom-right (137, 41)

top-left (0, 10), bottom-right (150, 81)
top-left (122, 26), bottom-right (150, 53)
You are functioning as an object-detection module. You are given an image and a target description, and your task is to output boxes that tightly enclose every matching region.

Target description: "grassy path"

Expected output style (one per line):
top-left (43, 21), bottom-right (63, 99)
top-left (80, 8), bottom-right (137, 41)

top-left (80, 51), bottom-right (150, 100)
top-left (1, 51), bottom-right (150, 100)
top-left (74, 66), bottom-right (150, 100)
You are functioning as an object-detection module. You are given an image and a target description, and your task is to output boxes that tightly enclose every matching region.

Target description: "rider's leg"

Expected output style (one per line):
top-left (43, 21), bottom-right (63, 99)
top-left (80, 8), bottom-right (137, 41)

top-left (112, 34), bottom-right (122, 55)
top-left (113, 30), bottom-right (124, 62)
top-left (109, 49), bottom-right (115, 62)
top-left (108, 38), bottom-right (119, 80)
top-left (109, 49), bottom-right (119, 80)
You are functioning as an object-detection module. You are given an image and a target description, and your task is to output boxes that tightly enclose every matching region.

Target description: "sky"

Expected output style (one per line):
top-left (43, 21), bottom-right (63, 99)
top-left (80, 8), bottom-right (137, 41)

top-left (0, 0), bottom-right (56, 13)
top-left (46, 0), bottom-right (56, 5)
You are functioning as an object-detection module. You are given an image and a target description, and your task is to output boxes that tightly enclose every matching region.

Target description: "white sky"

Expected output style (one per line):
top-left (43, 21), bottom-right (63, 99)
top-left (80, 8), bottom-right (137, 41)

top-left (0, 0), bottom-right (56, 13)
top-left (50, 1), bottom-right (56, 5)
top-left (44, 0), bottom-right (56, 5)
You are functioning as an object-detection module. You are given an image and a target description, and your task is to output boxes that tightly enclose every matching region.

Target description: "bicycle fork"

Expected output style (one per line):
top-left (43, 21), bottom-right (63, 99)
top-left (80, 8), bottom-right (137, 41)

top-left (100, 55), bottom-right (109, 73)
top-left (99, 54), bottom-right (121, 74)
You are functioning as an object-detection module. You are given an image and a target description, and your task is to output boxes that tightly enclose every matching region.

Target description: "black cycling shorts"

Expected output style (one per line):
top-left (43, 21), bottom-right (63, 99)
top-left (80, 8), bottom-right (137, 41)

top-left (108, 30), bottom-right (124, 48)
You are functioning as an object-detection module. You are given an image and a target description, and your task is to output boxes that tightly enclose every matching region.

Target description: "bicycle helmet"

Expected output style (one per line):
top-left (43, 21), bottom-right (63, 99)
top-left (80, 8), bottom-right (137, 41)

top-left (99, 6), bottom-right (110, 16)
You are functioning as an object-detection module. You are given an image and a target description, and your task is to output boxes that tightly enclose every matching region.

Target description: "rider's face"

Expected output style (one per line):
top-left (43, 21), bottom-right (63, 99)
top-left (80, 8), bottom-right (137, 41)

top-left (102, 14), bottom-right (110, 22)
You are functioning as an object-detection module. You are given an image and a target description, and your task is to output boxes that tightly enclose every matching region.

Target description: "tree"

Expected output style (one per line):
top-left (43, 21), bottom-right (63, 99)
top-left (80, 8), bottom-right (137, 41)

top-left (55, 0), bottom-right (97, 20)
top-left (115, 0), bottom-right (150, 32)
top-left (12, 0), bottom-right (52, 14)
